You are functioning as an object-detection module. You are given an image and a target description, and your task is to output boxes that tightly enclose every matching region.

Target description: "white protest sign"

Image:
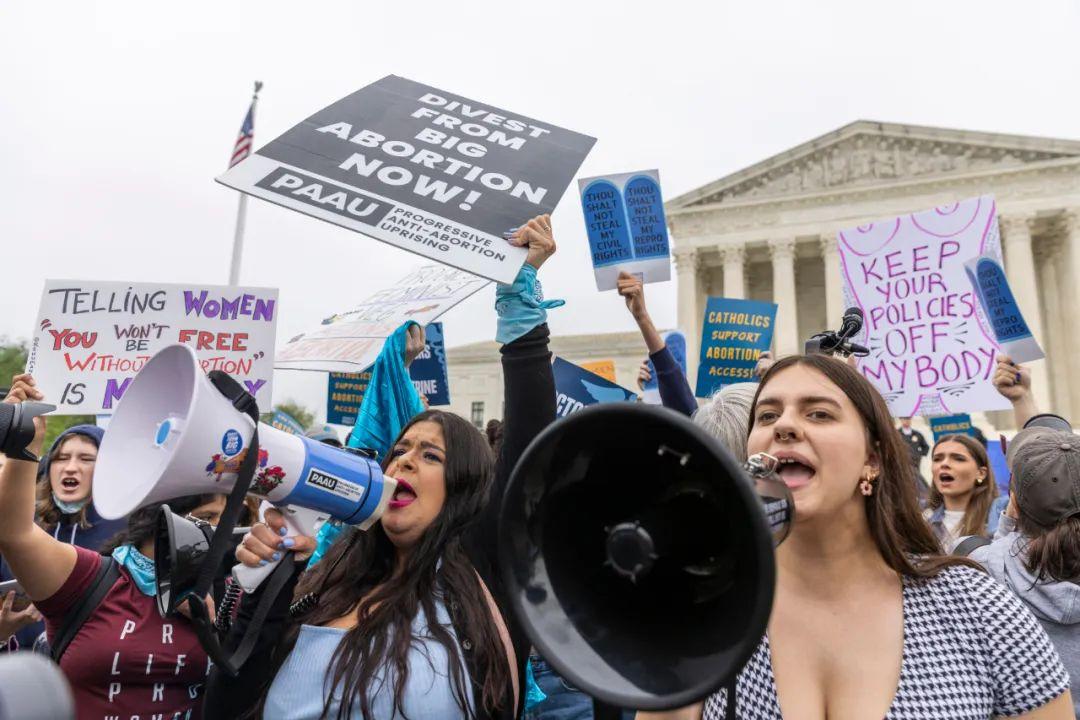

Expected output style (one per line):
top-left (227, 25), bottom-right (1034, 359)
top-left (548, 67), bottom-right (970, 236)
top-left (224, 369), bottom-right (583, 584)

top-left (26, 280), bottom-right (279, 414)
top-left (275, 265), bottom-right (487, 372)
top-left (839, 195), bottom-right (1010, 416)
top-left (579, 169), bottom-right (671, 290)
top-left (217, 75), bottom-right (596, 284)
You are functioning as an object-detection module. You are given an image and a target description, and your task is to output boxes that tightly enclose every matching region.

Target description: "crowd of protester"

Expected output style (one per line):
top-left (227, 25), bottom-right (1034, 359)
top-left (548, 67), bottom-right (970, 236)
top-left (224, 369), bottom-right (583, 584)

top-left (0, 215), bottom-right (1077, 719)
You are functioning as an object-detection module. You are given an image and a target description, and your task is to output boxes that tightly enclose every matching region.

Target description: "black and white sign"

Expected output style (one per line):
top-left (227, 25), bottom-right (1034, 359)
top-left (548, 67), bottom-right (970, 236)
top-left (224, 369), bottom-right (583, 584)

top-left (218, 76), bottom-right (597, 283)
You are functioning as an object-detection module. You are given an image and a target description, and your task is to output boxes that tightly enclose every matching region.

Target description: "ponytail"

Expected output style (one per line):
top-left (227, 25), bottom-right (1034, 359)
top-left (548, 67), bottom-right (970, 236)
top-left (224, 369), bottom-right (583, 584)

top-left (1022, 515), bottom-right (1080, 584)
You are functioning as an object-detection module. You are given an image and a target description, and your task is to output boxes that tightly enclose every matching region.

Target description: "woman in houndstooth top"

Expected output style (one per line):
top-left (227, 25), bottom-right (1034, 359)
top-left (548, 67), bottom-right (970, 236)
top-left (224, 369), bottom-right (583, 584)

top-left (640, 354), bottom-right (1072, 720)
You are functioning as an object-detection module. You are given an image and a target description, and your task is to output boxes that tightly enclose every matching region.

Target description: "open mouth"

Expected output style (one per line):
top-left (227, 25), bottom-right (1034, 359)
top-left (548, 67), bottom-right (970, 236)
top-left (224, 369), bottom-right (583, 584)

top-left (60, 477), bottom-right (81, 491)
top-left (775, 455), bottom-right (816, 489)
top-left (389, 478), bottom-right (417, 509)
top-left (937, 472), bottom-right (955, 485)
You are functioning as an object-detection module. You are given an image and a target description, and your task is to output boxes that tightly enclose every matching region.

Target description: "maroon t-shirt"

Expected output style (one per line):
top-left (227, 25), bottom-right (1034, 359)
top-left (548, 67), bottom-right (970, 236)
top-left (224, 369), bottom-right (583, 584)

top-left (38, 546), bottom-right (208, 720)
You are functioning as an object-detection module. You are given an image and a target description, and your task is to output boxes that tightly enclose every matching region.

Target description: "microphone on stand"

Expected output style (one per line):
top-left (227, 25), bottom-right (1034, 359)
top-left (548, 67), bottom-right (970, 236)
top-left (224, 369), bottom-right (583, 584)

top-left (805, 307), bottom-right (869, 358)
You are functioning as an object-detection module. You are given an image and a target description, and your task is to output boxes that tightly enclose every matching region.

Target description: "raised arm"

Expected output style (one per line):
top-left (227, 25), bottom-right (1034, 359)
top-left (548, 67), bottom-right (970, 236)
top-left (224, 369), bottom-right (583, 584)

top-left (471, 216), bottom-right (559, 575)
top-left (992, 354), bottom-right (1038, 428)
top-left (618, 271), bottom-right (696, 416)
top-left (0, 375), bottom-right (77, 602)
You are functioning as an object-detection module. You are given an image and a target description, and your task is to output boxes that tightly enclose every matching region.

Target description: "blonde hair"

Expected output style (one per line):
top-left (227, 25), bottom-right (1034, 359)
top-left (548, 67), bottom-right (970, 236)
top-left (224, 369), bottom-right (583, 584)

top-left (692, 383), bottom-right (758, 464)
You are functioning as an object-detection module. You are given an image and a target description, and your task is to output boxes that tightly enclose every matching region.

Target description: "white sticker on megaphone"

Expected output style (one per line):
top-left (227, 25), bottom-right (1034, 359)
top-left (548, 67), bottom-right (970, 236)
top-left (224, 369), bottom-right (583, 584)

top-left (305, 468), bottom-right (364, 502)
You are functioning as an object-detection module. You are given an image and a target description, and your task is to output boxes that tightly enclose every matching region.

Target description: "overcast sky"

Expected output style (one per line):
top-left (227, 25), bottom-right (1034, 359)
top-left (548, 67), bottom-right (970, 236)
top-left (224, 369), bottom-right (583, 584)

top-left (3, 0), bottom-right (1079, 418)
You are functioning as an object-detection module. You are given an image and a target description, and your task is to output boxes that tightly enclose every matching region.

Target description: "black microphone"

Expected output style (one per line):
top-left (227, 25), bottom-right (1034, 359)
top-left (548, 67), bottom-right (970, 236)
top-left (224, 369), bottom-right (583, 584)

top-left (837, 307), bottom-right (863, 342)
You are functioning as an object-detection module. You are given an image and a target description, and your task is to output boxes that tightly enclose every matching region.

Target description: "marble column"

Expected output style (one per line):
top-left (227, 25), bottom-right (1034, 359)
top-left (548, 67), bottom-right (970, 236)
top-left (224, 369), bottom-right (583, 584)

top-left (675, 247), bottom-right (702, 384)
top-left (1057, 211), bottom-right (1080, 420)
top-left (1000, 214), bottom-right (1051, 414)
top-left (1037, 241), bottom-right (1067, 416)
top-left (819, 234), bottom-right (843, 324)
top-left (721, 245), bottom-right (745, 299)
top-left (769, 238), bottom-right (799, 357)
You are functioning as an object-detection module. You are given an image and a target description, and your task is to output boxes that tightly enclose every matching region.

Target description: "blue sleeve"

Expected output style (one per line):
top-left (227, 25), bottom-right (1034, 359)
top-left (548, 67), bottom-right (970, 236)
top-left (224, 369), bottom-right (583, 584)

top-left (651, 346), bottom-right (697, 417)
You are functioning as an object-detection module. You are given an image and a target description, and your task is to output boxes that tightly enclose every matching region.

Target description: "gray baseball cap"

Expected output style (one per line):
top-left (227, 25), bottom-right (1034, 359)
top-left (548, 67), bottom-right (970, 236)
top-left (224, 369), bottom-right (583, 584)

top-left (1008, 415), bottom-right (1080, 528)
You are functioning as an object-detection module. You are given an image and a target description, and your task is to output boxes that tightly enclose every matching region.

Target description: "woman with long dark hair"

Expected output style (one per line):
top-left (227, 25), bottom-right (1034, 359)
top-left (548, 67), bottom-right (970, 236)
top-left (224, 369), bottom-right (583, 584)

top-left (204, 215), bottom-right (560, 719)
top-left (643, 353), bottom-right (1072, 720)
top-left (924, 433), bottom-right (999, 549)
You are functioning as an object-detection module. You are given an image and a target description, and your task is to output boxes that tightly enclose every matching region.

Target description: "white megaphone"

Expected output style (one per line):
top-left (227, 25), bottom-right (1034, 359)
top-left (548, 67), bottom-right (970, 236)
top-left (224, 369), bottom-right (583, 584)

top-left (95, 344), bottom-right (397, 592)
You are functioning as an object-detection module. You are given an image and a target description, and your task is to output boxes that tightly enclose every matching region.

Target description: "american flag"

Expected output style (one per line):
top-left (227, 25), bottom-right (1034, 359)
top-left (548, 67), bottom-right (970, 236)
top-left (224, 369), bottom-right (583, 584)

top-left (229, 82), bottom-right (261, 168)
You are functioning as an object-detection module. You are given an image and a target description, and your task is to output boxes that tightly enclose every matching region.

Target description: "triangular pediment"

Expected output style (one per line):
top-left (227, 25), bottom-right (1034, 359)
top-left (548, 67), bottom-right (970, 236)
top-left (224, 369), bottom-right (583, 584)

top-left (668, 121), bottom-right (1080, 209)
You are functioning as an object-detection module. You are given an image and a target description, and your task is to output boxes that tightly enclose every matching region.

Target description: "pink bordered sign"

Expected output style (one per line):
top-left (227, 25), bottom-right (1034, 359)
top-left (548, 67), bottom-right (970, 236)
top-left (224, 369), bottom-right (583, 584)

top-left (836, 195), bottom-right (1010, 416)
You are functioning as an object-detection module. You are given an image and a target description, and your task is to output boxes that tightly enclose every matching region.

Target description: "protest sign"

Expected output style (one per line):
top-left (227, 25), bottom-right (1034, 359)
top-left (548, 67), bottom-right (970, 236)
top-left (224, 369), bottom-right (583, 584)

top-left (552, 357), bottom-right (637, 418)
top-left (579, 169), bottom-right (671, 290)
top-left (26, 280), bottom-right (278, 414)
top-left (987, 439), bottom-right (1010, 495)
top-left (839, 195), bottom-right (1010, 416)
top-left (324, 322), bottom-right (449, 426)
top-left (964, 253), bottom-right (1044, 363)
top-left (276, 265), bottom-right (485, 373)
top-left (642, 330), bottom-right (687, 405)
top-left (929, 413), bottom-right (975, 441)
top-left (580, 359), bottom-right (616, 383)
top-left (326, 370), bottom-right (371, 426)
top-left (695, 298), bottom-right (776, 398)
top-left (405, 322), bottom-right (451, 406)
top-left (270, 410), bottom-right (306, 435)
top-left (218, 75), bottom-right (596, 284)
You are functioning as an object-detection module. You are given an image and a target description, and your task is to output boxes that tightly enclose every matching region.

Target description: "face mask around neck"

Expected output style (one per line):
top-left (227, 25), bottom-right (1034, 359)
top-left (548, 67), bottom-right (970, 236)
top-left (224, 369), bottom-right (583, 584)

top-left (53, 494), bottom-right (90, 515)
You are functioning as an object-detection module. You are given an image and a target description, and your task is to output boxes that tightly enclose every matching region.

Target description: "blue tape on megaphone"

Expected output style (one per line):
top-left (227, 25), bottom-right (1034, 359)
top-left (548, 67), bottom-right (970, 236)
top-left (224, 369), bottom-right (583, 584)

top-left (280, 438), bottom-right (386, 525)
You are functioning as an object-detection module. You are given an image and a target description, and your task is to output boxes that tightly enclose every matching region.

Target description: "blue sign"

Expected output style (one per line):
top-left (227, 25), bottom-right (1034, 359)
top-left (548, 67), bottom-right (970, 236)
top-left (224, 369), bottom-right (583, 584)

top-left (929, 413), bottom-right (975, 441)
top-left (553, 356), bottom-right (637, 418)
top-left (578, 169), bottom-right (671, 291)
top-left (407, 322), bottom-right (451, 407)
top-left (270, 410), bottom-right (306, 436)
top-left (325, 322), bottom-right (450, 426)
top-left (327, 370), bottom-right (371, 426)
top-left (965, 254), bottom-right (1044, 363)
top-left (986, 438), bottom-right (1011, 496)
top-left (695, 297), bottom-right (777, 398)
top-left (643, 330), bottom-right (687, 402)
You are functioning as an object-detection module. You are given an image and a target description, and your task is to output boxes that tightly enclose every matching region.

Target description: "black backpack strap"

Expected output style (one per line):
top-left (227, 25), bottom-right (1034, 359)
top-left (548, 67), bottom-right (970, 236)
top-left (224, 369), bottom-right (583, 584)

top-left (954, 535), bottom-right (992, 557)
top-left (52, 556), bottom-right (120, 662)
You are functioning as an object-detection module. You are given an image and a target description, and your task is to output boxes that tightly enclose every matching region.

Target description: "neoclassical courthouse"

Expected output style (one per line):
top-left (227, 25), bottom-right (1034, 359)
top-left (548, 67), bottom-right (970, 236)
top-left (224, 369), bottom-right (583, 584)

top-left (446, 121), bottom-right (1080, 432)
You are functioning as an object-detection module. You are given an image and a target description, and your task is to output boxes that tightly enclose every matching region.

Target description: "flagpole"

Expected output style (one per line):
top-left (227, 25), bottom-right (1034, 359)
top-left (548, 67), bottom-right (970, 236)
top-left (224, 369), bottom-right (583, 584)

top-left (228, 80), bottom-right (262, 286)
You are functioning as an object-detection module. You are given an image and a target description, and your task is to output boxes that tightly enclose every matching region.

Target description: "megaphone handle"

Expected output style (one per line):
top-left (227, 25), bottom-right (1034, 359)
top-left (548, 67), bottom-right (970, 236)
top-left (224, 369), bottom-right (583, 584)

top-left (232, 508), bottom-right (309, 593)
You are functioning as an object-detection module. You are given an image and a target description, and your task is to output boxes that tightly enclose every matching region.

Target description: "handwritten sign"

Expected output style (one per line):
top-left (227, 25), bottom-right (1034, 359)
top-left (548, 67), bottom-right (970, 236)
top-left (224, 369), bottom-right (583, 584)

top-left (695, 298), bottom-right (777, 398)
top-left (929, 413), bottom-right (974, 441)
top-left (964, 254), bottom-right (1044, 363)
top-left (276, 266), bottom-right (485, 373)
top-left (839, 196), bottom-right (1010, 415)
top-left (26, 280), bottom-right (278, 414)
top-left (578, 169), bottom-right (671, 290)
top-left (643, 330), bottom-right (687, 405)
top-left (324, 322), bottom-right (450, 426)
top-left (218, 75), bottom-right (596, 284)
top-left (580, 359), bottom-right (616, 383)
top-left (552, 357), bottom-right (636, 418)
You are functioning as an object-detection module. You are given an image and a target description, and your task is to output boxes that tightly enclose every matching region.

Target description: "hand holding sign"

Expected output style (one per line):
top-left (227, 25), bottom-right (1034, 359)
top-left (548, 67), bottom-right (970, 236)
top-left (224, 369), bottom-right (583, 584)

top-left (404, 324), bottom-right (426, 367)
top-left (506, 214), bottom-right (556, 270)
top-left (617, 271), bottom-right (647, 319)
top-left (992, 354), bottom-right (1032, 402)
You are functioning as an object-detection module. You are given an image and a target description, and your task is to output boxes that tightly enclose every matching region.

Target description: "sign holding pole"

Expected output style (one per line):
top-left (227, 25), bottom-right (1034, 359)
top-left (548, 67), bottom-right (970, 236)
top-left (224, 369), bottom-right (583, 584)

top-left (218, 75), bottom-right (596, 284)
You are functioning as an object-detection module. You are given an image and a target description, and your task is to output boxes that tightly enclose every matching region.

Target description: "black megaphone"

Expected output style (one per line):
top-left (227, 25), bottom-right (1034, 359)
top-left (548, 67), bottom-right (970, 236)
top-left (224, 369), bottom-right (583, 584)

top-left (498, 403), bottom-right (792, 711)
